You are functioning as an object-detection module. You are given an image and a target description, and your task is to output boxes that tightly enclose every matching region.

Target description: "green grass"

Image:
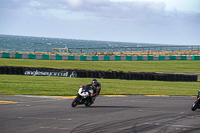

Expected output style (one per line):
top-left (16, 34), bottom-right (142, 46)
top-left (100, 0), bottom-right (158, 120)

top-left (0, 58), bottom-right (200, 96)
top-left (1, 58), bottom-right (200, 73)
top-left (0, 75), bottom-right (199, 96)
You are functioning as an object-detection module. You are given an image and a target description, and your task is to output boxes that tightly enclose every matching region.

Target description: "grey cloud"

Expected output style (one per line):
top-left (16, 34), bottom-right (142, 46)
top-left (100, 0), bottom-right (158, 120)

top-left (1, 0), bottom-right (194, 20)
top-left (1, 0), bottom-right (199, 45)
top-left (60, 0), bottom-right (167, 19)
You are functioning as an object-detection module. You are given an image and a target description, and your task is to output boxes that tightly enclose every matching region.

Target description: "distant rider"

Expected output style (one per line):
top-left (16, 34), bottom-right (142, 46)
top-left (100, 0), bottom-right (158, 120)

top-left (197, 90), bottom-right (200, 99)
top-left (82, 78), bottom-right (101, 103)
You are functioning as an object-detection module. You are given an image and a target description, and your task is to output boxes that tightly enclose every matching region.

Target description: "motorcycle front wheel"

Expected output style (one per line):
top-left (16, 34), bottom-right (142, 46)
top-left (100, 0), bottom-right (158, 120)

top-left (191, 100), bottom-right (199, 111)
top-left (191, 103), bottom-right (197, 111)
top-left (71, 96), bottom-right (79, 107)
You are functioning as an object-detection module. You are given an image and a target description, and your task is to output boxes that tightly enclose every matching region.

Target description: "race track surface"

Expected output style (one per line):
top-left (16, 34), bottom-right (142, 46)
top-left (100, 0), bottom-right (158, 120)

top-left (0, 95), bottom-right (200, 133)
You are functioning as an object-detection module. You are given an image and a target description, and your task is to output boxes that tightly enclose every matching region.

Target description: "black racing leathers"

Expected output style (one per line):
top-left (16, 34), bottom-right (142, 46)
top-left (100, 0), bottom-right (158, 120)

top-left (84, 82), bottom-right (101, 97)
top-left (197, 91), bottom-right (200, 99)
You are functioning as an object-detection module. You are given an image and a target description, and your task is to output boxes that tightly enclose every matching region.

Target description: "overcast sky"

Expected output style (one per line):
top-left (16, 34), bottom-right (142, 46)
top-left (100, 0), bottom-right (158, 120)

top-left (0, 0), bottom-right (200, 45)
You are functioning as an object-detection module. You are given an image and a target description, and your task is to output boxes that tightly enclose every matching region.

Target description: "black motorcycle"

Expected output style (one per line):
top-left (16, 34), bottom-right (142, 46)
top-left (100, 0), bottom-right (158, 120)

top-left (71, 85), bottom-right (94, 107)
top-left (191, 98), bottom-right (200, 111)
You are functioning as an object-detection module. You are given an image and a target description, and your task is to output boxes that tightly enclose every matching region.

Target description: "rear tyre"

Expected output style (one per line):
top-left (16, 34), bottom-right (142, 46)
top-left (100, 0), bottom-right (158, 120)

top-left (85, 100), bottom-right (93, 107)
top-left (85, 102), bottom-right (91, 107)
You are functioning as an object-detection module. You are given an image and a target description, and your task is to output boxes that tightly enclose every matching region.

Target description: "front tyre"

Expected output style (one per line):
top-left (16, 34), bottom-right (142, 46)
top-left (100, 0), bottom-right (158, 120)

top-left (191, 100), bottom-right (199, 111)
top-left (71, 96), bottom-right (79, 107)
top-left (191, 103), bottom-right (197, 111)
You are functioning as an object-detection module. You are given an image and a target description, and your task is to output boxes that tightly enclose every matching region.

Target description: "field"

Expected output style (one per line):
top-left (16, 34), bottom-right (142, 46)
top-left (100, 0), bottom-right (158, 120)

top-left (1, 58), bottom-right (200, 73)
top-left (0, 58), bottom-right (199, 96)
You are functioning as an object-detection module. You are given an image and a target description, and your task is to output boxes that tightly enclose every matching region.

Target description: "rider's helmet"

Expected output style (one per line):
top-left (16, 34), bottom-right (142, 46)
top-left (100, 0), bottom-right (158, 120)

top-left (92, 78), bottom-right (98, 86)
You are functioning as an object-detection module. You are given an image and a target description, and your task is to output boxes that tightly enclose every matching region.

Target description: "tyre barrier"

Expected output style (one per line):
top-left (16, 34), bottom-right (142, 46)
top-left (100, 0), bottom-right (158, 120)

top-left (0, 66), bottom-right (198, 81)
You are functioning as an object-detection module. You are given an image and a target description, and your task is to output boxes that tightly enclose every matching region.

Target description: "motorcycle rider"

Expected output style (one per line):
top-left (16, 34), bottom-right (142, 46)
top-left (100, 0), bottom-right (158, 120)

top-left (197, 90), bottom-right (200, 99)
top-left (82, 78), bottom-right (101, 103)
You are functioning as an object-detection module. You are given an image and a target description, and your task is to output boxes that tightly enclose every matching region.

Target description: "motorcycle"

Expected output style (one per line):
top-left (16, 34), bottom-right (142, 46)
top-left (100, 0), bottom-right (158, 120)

top-left (191, 98), bottom-right (200, 111)
top-left (71, 85), bottom-right (94, 107)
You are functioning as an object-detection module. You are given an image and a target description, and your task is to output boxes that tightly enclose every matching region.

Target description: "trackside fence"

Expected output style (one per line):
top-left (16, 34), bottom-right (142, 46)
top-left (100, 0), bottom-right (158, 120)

top-left (1, 52), bottom-right (200, 61)
top-left (52, 45), bottom-right (200, 54)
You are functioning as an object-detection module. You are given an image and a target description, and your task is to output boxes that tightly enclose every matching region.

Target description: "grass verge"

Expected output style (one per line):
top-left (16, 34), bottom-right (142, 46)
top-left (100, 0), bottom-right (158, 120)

top-left (0, 75), bottom-right (199, 96)
top-left (0, 58), bottom-right (200, 73)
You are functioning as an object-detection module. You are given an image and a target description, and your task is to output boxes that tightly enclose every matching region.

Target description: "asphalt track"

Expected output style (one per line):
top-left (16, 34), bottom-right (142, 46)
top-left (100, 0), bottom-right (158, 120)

top-left (0, 95), bottom-right (200, 133)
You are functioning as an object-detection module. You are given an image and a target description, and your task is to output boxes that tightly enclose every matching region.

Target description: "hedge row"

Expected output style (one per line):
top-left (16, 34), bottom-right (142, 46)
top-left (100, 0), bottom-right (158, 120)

top-left (0, 66), bottom-right (198, 82)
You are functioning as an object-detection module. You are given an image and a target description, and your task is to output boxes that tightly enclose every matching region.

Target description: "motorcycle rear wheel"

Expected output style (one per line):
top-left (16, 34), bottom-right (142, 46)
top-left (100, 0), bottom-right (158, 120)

top-left (85, 102), bottom-right (92, 107)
